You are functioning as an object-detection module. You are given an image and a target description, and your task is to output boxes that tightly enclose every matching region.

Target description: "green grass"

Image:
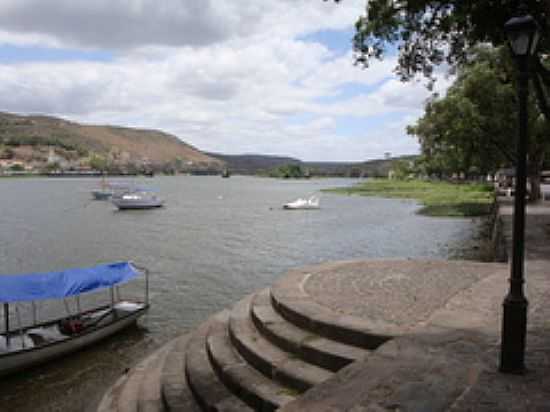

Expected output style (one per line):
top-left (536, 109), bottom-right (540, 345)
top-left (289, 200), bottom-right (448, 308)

top-left (325, 179), bottom-right (495, 217)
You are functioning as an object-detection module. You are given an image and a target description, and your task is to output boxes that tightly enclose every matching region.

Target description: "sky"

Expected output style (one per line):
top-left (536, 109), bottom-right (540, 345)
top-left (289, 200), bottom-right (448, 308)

top-left (0, 0), bottom-right (453, 162)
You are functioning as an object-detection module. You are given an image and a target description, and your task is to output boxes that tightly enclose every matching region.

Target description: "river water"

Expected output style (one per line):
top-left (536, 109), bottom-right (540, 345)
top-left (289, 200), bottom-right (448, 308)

top-left (0, 176), bottom-right (484, 411)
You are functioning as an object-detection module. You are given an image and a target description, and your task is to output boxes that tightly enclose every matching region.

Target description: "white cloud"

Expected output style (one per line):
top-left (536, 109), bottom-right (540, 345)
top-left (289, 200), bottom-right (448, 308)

top-left (0, 0), bottom-right (365, 50)
top-left (0, 0), bottom-right (454, 161)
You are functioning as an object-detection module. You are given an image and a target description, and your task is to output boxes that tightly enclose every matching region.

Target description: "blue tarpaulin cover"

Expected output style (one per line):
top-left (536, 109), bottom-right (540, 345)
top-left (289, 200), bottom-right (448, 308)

top-left (0, 262), bottom-right (139, 303)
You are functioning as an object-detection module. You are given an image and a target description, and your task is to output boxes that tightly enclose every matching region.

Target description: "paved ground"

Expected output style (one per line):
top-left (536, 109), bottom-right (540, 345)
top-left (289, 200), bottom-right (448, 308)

top-left (280, 198), bottom-right (550, 411)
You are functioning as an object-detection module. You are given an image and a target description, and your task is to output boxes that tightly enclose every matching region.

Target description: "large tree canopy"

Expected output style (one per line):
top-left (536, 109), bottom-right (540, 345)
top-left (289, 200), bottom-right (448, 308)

top-left (409, 46), bottom-right (550, 197)
top-left (332, 0), bottom-right (550, 116)
top-left (333, 1), bottom-right (549, 77)
top-left (408, 47), bottom-right (516, 176)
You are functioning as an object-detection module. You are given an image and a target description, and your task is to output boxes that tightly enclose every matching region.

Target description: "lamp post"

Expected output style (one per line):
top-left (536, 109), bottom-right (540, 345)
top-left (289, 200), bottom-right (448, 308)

top-left (500, 4), bottom-right (540, 374)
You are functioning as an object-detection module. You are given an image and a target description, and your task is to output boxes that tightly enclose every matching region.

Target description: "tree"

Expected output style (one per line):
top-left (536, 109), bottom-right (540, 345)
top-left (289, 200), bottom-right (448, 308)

top-left (330, 0), bottom-right (550, 199)
top-left (408, 46), bottom-right (550, 197)
top-left (269, 164), bottom-right (304, 178)
top-left (331, 1), bottom-right (549, 88)
top-left (89, 154), bottom-right (109, 172)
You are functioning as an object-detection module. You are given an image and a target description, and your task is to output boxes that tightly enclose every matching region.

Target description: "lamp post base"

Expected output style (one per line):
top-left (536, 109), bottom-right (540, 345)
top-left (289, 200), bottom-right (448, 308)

top-left (500, 296), bottom-right (528, 374)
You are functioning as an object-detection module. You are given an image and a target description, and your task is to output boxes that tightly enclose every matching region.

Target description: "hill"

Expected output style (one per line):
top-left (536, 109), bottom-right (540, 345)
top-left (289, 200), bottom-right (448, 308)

top-left (208, 152), bottom-right (418, 177)
top-left (206, 153), bottom-right (301, 174)
top-left (0, 112), bottom-right (222, 173)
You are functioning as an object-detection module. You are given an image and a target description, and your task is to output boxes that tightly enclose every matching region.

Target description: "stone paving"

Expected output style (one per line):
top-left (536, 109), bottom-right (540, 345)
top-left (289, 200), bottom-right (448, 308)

top-left (280, 200), bottom-right (550, 411)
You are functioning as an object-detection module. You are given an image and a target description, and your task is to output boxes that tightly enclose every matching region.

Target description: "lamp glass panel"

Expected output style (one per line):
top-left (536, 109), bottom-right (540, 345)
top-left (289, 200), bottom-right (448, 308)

top-left (508, 31), bottom-right (530, 55)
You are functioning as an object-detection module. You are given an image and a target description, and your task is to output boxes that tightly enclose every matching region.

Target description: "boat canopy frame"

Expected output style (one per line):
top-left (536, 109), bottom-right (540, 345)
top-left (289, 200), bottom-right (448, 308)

top-left (1, 262), bottom-right (149, 346)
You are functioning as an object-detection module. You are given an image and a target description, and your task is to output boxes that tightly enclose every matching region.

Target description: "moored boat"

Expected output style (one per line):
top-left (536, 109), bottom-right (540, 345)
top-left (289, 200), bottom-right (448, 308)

top-left (283, 195), bottom-right (320, 210)
top-left (111, 190), bottom-right (164, 210)
top-left (0, 262), bottom-right (149, 376)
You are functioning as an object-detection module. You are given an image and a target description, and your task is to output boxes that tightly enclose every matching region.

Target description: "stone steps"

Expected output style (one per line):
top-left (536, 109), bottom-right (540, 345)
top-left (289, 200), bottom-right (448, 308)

top-left (229, 292), bottom-right (332, 391)
top-left (207, 313), bottom-right (297, 411)
top-left (96, 342), bottom-right (173, 412)
top-left (270, 271), bottom-right (393, 349)
top-left (160, 335), bottom-right (201, 412)
top-left (100, 272), bottom-right (397, 412)
top-left (250, 289), bottom-right (369, 372)
top-left (184, 311), bottom-right (253, 411)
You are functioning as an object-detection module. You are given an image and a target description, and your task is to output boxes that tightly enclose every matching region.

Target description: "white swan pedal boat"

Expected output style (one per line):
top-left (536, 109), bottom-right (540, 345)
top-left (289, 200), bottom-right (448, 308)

top-left (283, 195), bottom-right (320, 210)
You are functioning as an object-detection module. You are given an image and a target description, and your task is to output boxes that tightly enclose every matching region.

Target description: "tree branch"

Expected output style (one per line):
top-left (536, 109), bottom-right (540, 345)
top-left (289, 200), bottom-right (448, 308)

top-left (532, 68), bottom-right (550, 121)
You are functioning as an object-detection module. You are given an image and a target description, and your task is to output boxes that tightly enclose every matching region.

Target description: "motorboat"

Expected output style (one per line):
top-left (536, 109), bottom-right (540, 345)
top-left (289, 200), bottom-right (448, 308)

top-left (283, 195), bottom-right (320, 210)
top-left (111, 189), bottom-right (164, 210)
top-left (0, 262), bottom-right (149, 376)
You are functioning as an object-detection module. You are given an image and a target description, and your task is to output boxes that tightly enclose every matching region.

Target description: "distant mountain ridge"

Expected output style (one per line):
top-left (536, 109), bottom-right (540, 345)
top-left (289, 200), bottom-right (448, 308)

top-left (0, 112), bottom-right (222, 172)
top-left (0, 111), bottom-right (415, 176)
top-left (210, 152), bottom-right (417, 177)
top-left (206, 152), bottom-right (302, 174)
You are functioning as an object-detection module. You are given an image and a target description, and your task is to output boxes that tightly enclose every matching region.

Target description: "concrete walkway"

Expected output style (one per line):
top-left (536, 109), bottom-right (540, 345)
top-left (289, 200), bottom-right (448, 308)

top-left (96, 198), bottom-right (550, 411)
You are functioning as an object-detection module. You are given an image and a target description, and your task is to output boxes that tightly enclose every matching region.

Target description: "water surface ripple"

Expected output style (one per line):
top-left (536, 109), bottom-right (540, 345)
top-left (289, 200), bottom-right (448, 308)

top-left (0, 176), bottom-right (481, 411)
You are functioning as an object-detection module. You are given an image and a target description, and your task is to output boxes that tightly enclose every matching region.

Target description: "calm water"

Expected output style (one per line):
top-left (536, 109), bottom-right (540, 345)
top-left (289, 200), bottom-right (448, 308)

top-left (0, 176), bottom-right (483, 411)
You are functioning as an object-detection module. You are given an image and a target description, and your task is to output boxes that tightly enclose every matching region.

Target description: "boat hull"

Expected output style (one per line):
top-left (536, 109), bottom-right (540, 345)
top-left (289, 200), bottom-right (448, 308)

top-left (112, 200), bottom-right (164, 210)
top-left (283, 205), bottom-right (320, 210)
top-left (92, 191), bottom-right (112, 200)
top-left (0, 305), bottom-right (148, 377)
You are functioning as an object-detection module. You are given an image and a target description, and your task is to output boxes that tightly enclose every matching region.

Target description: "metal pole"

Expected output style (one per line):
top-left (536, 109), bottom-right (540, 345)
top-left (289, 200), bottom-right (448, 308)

top-left (145, 268), bottom-right (149, 305)
top-left (3, 303), bottom-right (9, 346)
top-left (110, 287), bottom-right (115, 308)
top-left (32, 301), bottom-right (37, 325)
top-left (500, 54), bottom-right (530, 374)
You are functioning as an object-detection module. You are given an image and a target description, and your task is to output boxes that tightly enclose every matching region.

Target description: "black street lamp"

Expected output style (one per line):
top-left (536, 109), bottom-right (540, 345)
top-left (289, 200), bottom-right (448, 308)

top-left (500, 4), bottom-right (540, 374)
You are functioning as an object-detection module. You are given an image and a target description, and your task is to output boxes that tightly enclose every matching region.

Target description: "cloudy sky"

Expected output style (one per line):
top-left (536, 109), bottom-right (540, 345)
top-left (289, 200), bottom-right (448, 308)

top-left (0, 0), bottom-right (452, 161)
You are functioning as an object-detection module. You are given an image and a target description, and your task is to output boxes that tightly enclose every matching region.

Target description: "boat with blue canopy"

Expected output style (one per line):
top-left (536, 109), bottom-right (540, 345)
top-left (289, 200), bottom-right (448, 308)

top-left (0, 262), bottom-right (149, 376)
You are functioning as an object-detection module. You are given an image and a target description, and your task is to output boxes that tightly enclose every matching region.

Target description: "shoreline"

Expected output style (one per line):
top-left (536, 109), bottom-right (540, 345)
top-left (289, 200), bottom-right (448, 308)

top-left (324, 178), bottom-right (495, 217)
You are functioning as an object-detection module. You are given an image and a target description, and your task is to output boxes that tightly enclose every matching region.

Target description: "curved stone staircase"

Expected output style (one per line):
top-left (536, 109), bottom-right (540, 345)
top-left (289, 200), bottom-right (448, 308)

top-left (97, 283), bottom-right (392, 412)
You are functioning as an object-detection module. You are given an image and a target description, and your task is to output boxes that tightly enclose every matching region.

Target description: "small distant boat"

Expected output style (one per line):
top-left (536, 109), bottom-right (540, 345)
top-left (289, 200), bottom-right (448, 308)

top-left (221, 169), bottom-right (231, 178)
top-left (0, 262), bottom-right (149, 376)
top-left (91, 190), bottom-right (112, 200)
top-left (283, 195), bottom-right (320, 210)
top-left (112, 189), bottom-right (164, 210)
top-left (91, 179), bottom-right (131, 201)
top-left (91, 177), bottom-right (114, 200)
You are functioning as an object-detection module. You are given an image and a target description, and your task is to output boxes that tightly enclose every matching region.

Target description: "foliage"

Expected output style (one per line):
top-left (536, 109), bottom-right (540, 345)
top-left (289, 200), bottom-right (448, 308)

top-left (0, 147), bottom-right (14, 159)
top-left (8, 163), bottom-right (25, 172)
top-left (407, 46), bottom-right (550, 198)
top-left (391, 158), bottom-right (417, 179)
top-left (269, 164), bottom-right (305, 178)
top-left (326, 178), bottom-right (494, 217)
top-left (408, 47), bottom-right (516, 177)
top-left (0, 134), bottom-right (88, 157)
top-left (331, 0), bottom-right (549, 84)
top-left (89, 154), bottom-right (109, 171)
top-left (44, 162), bottom-right (60, 172)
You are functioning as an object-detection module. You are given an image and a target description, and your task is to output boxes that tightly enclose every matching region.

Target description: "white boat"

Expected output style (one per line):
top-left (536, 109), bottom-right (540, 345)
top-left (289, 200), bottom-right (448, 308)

top-left (0, 262), bottom-right (149, 376)
top-left (112, 190), bottom-right (164, 210)
top-left (283, 195), bottom-right (320, 210)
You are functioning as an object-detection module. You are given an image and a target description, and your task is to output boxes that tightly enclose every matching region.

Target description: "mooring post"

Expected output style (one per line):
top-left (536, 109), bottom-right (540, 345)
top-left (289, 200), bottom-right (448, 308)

top-left (3, 303), bottom-right (9, 347)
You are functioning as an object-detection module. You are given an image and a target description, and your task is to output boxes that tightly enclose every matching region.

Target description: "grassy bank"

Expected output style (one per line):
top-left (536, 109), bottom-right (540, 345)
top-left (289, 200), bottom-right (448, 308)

top-left (325, 179), bottom-right (495, 217)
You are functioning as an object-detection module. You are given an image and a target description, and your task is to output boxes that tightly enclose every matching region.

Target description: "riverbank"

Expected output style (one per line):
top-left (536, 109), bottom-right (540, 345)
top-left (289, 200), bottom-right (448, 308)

top-left (95, 196), bottom-right (550, 411)
top-left (325, 178), bottom-right (494, 217)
